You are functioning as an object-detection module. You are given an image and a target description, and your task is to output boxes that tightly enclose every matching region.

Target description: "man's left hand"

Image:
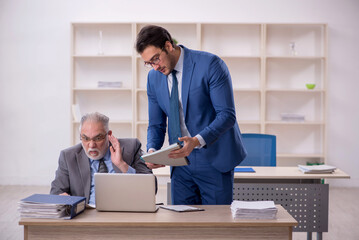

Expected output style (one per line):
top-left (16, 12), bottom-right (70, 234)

top-left (168, 136), bottom-right (200, 158)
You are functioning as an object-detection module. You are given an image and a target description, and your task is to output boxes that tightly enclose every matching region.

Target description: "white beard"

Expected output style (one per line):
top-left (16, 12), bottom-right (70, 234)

top-left (82, 145), bottom-right (106, 160)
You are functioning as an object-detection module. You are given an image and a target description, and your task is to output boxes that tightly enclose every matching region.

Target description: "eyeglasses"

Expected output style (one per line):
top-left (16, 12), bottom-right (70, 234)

top-left (144, 49), bottom-right (164, 68)
top-left (80, 133), bottom-right (108, 143)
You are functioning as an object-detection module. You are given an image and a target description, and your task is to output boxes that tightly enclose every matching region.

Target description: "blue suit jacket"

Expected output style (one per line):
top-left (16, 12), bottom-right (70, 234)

top-left (146, 46), bottom-right (247, 173)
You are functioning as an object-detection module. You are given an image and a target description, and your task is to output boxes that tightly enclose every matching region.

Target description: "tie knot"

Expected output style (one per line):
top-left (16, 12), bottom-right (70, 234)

top-left (171, 69), bottom-right (177, 76)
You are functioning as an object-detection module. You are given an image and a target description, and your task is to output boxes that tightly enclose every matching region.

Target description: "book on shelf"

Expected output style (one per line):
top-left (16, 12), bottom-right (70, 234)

top-left (18, 194), bottom-right (86, 219)
top-left (71, 104), bottom-right (81, 122)
top-left (298, 164), bottom-right (336, 174)
top-left (280, 113), bottom-right (305, 122)
top-left (97, 81), bottom-right (123, 88)
top-left (230, 200), bottom-right (277, 219)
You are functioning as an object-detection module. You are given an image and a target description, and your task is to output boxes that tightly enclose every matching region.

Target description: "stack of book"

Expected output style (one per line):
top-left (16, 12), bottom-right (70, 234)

top-left (298, 164), bottom-right (336, 174)
top-left (97, 81), bottom-right (123, 88)
top-left (18, 194), bottom-right (86, 219)
top-left (230, 200), bottom-right (277, 219)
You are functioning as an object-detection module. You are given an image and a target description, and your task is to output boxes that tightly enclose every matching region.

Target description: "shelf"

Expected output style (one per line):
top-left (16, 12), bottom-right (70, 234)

top-left (73, 88), bottom-right (132, 91)
top-left (233, 88), bottom-right (261, 92)
top-left (277, 153), bottom-right (324, 158)
top-left (219, 55), bottom-right (261, 59)
top-left (71, 22), bottom-right (327, 163)
top-left (73, 57), bottom-right (132, 89)
top-left (266, 56), bottom-right (325, 59)
top-left (265, 121), bottom-right (324, 125)
top-left (136, 88), bottom-right (147, 92)
top-left (72, 120), bottom-right (132, 124)
top-left (137, 23), bottom-right (198, 49)
top-left (234, 91), bottom-right (261, 122)
top-left (136, 121), bottom-right (149, 125)
top-left (266, 89), bottom-right (324, 93)
top-left (201, 24), bottom-right (261, 56)
top-left (225, 57), bottom-right (261, 89)
top-left (266, 24), bottom-right (326, 57)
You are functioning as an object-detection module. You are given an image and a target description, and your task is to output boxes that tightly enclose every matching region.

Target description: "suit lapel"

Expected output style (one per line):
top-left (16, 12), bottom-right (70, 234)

top-left (76, 150), bottom-right (91, 202)
top-left (181, 47), bottom-right (195, 119)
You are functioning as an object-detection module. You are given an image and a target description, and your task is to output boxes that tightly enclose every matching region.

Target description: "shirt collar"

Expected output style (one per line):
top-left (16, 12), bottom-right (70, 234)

top-left (174, 46), bottom-right (184, 74)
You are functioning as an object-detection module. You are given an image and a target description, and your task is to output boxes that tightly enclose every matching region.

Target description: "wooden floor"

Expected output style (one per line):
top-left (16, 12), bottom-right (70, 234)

top-left (1, 185), bottom-right (358, 240)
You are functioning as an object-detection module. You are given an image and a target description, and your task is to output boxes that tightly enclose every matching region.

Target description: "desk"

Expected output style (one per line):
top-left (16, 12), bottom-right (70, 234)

top-left (233, 167), bottom-right (350, 240)
top-left (162, 167), bottom-right (349, 240)
top-left (233, 167), bottom-right (349, 181)
top-left (19, 205), bottom-right (297, 240)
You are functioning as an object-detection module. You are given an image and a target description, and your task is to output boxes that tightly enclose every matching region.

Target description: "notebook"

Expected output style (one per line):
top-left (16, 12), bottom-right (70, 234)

top-left (95, 173), bottom-right (158, 212)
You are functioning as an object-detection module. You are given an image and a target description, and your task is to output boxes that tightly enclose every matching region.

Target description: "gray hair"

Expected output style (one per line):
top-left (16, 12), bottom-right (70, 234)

top-left (79, 112), bottom-right (110, 132)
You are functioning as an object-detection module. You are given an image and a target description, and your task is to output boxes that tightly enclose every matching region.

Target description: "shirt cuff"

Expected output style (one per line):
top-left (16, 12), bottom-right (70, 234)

top-left (127, 166), bottom-right (136, 174)
top-left (195, 134), bottom-right (206, 149)
top-left (148, 148), bottom-right (157, 153)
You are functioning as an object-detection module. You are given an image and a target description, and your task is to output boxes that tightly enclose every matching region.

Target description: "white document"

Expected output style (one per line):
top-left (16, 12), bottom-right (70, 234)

top-left (160, 205), bottom-right (204, 212)
top-left (141, 143), bottom-right (189, 166)
top-left (298, 164), bottom-right (336, 174)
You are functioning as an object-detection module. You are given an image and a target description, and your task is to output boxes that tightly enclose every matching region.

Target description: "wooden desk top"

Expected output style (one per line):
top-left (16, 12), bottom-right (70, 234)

top-left (154, 166), bottom-right (350, 179)
top-left (19, 205), bottom-right (297, 228)
top-left (234, 167), bottom-right (350, 179)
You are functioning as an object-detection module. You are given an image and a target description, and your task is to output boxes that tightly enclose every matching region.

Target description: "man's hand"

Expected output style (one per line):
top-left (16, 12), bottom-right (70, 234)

top-left (60, 192), bottom-right (69, 196)
top-left (145, 149), bottom-right (165, 169)
top-left (109, 134), bottom-right (129, 172)
top-left (168, 136), bottom-right (200, 159)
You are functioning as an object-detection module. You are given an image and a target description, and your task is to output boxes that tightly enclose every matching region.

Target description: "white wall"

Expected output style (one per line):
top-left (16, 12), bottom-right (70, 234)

top-left (1, 0), bottom-right (358, 187)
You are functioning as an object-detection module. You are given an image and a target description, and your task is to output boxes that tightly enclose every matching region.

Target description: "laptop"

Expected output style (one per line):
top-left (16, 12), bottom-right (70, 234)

top-left (94, 173), bottom-right (158, 212)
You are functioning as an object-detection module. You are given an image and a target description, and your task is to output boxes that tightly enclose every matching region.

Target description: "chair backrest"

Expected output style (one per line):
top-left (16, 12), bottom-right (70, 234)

top-left (239, 133), bottom-right (276, 166)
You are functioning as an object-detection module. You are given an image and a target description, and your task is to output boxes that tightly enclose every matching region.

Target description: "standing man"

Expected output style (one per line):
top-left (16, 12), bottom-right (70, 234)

top-left (50, 112), bottom-right (154, 206)
top-left (136, 25), bottom-right (247, 205)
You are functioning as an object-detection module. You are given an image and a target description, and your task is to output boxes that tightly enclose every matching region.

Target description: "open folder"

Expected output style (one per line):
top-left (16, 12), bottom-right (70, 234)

top-left (140, 143), bottom-right (189, 166)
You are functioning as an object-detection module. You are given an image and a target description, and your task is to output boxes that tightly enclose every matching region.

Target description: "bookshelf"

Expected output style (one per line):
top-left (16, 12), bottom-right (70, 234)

top-left (71, 22), bottom-right (327, 166)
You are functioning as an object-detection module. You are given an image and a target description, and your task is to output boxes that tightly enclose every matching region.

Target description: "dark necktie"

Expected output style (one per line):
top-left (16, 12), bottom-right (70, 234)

top-left (169, 70), bottom-right (182, 144)
top-left (98, 159), bottom-right (108, 173)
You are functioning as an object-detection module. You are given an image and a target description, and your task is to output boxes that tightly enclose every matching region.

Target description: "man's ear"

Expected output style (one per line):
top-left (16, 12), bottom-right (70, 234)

top-left (108, 130), bottom-right (112, 136)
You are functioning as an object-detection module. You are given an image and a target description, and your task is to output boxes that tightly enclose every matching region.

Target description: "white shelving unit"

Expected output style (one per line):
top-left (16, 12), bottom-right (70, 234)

top-left (71, 22), bottom-right (327, 166)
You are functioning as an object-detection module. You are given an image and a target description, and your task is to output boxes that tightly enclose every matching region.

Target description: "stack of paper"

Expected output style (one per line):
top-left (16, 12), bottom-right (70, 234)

top-left (230, 200), bottom-right (277, 219)
top-left (298, 164), bottom-right (336, 174)
top-left (18, 194), bottom-right (86, 219)
top-left (97, 81), bottom-right (123, 88)
top-left (19, 202), bottom-right (70, 219)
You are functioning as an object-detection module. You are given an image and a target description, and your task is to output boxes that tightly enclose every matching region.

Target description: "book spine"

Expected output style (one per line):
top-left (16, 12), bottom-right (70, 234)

top-left (69, 198), bottom-right (86, 219)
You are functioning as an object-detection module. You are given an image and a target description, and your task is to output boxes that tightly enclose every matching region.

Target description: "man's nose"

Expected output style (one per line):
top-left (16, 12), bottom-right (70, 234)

top-left (153, 64), bottom-right (160, 71)
top-left (89, 140), bottom-right (97, 148)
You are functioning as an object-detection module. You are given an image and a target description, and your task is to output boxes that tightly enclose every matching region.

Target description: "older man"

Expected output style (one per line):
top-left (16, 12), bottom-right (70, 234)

top-left (50, 112), bottom-right (153, 205)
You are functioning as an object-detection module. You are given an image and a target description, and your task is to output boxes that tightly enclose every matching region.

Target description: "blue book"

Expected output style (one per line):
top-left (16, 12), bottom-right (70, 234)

top-left (234, 167), bottom-right (255, 173)
top-left (20, 194), bottom-right (86, 219)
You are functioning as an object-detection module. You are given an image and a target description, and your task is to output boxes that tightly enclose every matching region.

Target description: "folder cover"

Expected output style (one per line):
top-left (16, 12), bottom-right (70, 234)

top-left (140, 143), bottom-right (189, 166)
top-left (234, 167), bottom-right (255, 173)
top-left (20, 194), bottom-right (86, 219)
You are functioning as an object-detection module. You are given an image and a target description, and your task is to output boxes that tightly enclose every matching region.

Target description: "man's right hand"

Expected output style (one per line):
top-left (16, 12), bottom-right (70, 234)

top-left (145, 162), bottom-right (165, 169)
top-left (145, 149), bottom-right (165, 169)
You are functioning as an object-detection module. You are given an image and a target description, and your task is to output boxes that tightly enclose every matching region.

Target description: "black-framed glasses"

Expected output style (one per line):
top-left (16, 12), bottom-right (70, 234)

top-left (144, 49), bottom-right (164, 68)
top-left (80, 133), bottom-right (108, 143)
